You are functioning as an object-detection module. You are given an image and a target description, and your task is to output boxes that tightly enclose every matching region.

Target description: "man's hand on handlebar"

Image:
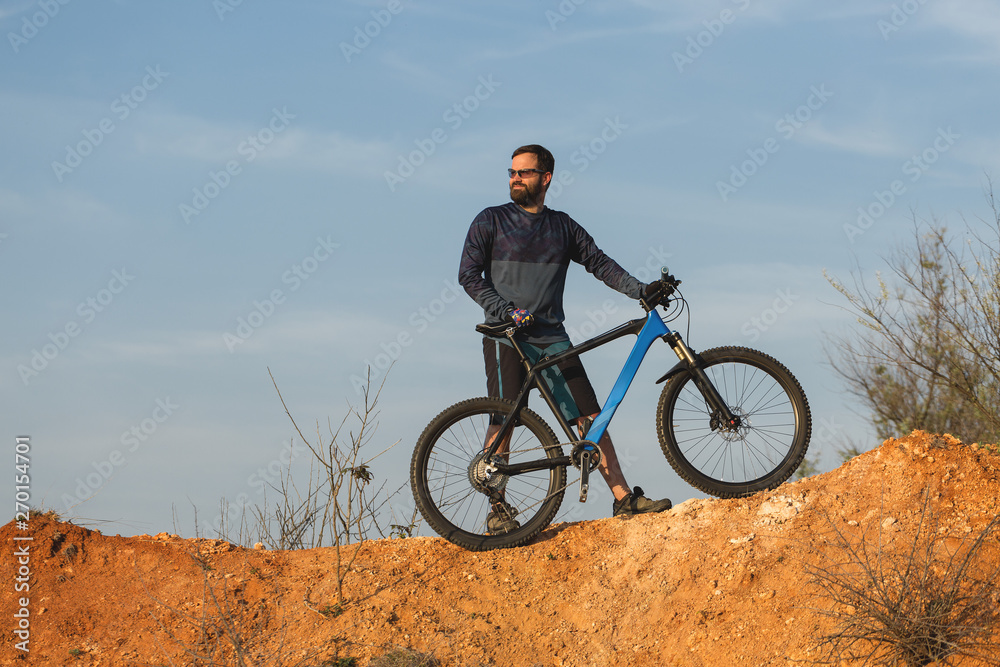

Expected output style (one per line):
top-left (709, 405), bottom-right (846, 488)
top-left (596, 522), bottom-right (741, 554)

top-left (641, 275), bottom-right (678, 310)
top-left (645, 280), bottom-right (665, 297)
top-left (642, 269), bottom-right (682, 311)
top-left (642, 280), bottom-right (668, 308)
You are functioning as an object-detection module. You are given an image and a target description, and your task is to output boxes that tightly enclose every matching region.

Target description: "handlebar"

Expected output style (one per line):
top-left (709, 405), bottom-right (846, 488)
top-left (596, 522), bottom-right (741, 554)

top-left (660, 266), bottom-right (681, 291)
top-left (478, 266), bottom-right (682, 333)
top-left (640, 266), bottom-right (681, 312)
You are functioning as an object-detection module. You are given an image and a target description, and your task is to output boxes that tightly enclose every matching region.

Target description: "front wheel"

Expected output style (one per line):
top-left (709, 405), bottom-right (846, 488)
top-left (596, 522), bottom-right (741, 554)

top-left (410, 397), bottom-right (566, 551)
top-left (656, 346), bottom-right (811, 497)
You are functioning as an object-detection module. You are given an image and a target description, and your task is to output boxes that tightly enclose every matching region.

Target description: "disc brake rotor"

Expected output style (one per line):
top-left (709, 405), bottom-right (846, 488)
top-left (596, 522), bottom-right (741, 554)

top-left (713, 407), bottom-right (750, 442)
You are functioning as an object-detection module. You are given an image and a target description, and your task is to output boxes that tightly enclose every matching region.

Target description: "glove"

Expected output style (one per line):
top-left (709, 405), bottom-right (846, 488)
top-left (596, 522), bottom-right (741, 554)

top-left (506, 307), bottom-right (534, 328)
top-left (643, 280), bottom-right (667, 307)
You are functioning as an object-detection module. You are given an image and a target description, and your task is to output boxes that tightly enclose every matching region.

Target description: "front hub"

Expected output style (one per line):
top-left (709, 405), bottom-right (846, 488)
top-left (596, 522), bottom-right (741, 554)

top-left (711, 408), bottom-right (748, 441)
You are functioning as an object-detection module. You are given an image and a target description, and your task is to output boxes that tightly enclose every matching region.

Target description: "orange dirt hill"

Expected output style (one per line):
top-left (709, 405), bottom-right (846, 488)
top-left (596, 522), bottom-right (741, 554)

top-left (4, 430), bottom-right (1000, 666)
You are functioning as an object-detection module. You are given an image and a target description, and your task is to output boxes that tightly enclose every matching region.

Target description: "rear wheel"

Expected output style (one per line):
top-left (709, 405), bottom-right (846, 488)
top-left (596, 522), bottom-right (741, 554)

top-left (410, 397), bottom-right (566, 550)
top-left (656, 347), bottom-right (810, 497)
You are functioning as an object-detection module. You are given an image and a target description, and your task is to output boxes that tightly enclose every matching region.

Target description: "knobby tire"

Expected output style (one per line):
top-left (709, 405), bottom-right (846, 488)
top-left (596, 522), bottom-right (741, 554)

top-left (656, 346), bottom-right (811, 497)
top-left (411, 397), bottom-right (566, 551)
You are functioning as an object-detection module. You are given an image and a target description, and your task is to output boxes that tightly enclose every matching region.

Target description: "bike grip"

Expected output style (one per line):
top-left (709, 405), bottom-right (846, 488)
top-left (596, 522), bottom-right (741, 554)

top-left (660, 266), bottom-right (670, 281)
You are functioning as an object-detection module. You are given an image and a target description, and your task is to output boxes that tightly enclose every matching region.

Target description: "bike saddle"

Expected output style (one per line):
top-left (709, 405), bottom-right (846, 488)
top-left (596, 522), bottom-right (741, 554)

top-left (475, 322), bottom-right (516, 337)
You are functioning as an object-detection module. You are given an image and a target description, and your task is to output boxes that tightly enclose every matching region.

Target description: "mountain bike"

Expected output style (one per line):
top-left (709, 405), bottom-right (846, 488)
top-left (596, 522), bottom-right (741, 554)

top-left (410, 269), bottom-right (811, 550)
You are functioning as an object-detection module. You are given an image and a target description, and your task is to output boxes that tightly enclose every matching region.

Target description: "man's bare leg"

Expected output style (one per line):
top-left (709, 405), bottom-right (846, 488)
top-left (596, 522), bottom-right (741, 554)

top-left (484, 424), bottom-right (511, 456)
top-left (575, 414), bottom-right (629, 501)
top-left (483, 423), bottom-right (519, 531)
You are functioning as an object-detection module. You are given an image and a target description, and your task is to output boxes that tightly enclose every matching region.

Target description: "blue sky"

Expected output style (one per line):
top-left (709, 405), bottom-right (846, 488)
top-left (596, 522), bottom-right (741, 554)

top-left (4, 0), bottom-right (999, 539)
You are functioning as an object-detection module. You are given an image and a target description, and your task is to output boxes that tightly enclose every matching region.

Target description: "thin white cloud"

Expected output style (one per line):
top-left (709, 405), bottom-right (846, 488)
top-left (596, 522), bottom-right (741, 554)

top-left (257, 127), bottom-right (395, 174)
top-left (616, 0), bottom-right (882, 29)
top-left (236, 311), bottom-right (381, 352)
top-left (133, 114), bottom-right (241, 163)
top-left (951, 137), bottom-right (1000, 176)
top-left (0, 1), bottom-right (33, 22)
top-left (876, 0), bottom-right (1000, 62)
top-left (0, 91), bottom-right (386, 177)
top-left (88, 333), bottom-right (225, 362)
top-left (130, 111), bottom-right (395, 178)
top-left (0, 187), bottom-right (131, 232)
top-left (928, 0), bottom-right (1000, 45)
top-left (795, 120), bottom-right (908, 158)
top-left (378, 51), bottom-right (459, 96)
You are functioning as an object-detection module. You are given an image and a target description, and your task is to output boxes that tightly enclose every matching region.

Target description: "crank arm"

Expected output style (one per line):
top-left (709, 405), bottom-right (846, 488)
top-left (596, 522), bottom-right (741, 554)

top-left (579, 450), bottom-right (591, 502)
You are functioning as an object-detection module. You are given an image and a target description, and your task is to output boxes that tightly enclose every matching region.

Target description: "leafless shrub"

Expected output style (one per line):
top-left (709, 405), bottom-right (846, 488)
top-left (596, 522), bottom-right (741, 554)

top-left (806, 493), bottom-right (1000, 666)
top-left (368, 646), bottom-right (441, 667)
top-left (265, 367), bottom-right (405, 606)
top-left (825, 179), bottom-right (1000, 444)
top-left (172, 368), bottom-right (416, 641)
top-left (143, 554), bottom-right (323, 667)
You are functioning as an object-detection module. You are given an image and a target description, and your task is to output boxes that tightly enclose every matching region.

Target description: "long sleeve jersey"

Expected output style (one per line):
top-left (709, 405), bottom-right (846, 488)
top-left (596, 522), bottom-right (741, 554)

top-left (458, 202), bottom-right (644, 344)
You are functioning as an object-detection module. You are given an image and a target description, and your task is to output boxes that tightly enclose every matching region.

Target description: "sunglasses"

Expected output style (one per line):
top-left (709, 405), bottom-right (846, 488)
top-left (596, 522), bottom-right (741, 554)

top-left (508, 168), bottom-right (547, 178)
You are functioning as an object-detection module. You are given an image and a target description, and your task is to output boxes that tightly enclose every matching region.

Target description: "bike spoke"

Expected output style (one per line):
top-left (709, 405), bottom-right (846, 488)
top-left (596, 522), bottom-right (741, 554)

top-left (662, 353), bottom-right (806, 487)
top-left (413, 399), bottom-right (567, 547)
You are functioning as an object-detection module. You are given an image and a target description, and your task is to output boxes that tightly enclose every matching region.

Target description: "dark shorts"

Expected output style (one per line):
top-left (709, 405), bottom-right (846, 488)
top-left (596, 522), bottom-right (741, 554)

top-left (483, 337), bottom-right (601, 423)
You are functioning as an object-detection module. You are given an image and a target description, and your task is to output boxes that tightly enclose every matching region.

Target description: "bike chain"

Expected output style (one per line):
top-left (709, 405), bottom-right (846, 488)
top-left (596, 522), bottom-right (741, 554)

top-left (475, 439), bottom-right (597, 530)
top-left (502, 474), bottom-right (579, 520)
top-left (482, 442), bottom-right (590, 520)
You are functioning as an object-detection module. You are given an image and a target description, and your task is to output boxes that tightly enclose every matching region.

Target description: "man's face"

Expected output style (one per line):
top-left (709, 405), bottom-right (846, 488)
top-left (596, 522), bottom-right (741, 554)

top-left (509, 153), bottom-right (550, 208)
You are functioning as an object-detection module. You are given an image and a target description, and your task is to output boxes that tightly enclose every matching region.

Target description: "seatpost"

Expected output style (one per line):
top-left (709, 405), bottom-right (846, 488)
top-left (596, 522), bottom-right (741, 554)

top-left (505, 328), bottom-right (534, 372)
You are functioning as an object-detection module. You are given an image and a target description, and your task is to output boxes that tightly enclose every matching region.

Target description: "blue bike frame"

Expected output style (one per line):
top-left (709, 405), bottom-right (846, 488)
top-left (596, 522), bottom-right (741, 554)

top-left (582, 310), bottom-right (668, 444)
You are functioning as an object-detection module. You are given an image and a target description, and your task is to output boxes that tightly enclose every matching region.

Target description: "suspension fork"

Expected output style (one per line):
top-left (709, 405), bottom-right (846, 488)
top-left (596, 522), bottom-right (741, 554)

top-left (664, 331), bottom-right (741, 428)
